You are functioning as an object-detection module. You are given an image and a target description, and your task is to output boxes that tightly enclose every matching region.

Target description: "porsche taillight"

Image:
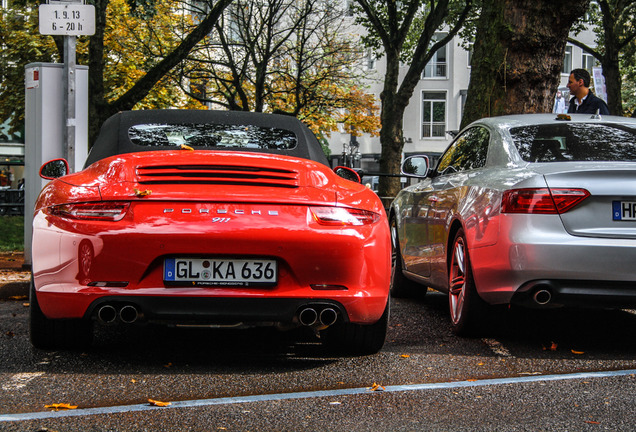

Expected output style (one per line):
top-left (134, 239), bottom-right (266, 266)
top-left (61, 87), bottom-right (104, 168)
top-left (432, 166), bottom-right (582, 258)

top-left (48, 202), bottom-right (130, 221)
top-left (310, 207), bottom-right (380, 226)
top-left (502, 188), bottom-right (590, 214)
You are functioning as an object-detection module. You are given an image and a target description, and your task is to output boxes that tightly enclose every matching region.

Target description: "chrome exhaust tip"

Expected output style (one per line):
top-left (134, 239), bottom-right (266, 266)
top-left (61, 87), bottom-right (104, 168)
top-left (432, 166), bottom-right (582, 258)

top-left (319, 308), bottom-right (338, 326)
top-left (298, 308), bottom-right (318, 326)
top-left (533, 289), bottom-right (552, 305)
top-left (119, 305), bottom-right (139, 324)
top-left (97, 305), bottom-right (117, 324)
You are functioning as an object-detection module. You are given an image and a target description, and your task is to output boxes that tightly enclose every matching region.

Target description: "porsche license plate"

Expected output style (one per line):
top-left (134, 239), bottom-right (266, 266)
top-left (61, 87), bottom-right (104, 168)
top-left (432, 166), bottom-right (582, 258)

top-left (164, 258), bottom-right (277, 287)
top-left (613, 201), bottom-right (636, 221)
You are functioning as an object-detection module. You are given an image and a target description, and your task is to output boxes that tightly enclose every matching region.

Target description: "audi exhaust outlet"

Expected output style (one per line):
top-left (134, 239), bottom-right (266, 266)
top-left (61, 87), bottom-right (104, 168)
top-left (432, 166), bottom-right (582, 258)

top-left (119, 305), bottom-right (139, 324)
top-left (97, 305), bottom-right (117, 324)
top-left (533, 289), bottom-right (552, 305)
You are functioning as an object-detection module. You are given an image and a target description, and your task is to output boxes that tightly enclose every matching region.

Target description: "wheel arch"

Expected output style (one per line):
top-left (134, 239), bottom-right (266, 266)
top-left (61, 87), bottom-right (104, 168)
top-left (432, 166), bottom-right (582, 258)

top-left (446, 218), bottom-right (465, 274)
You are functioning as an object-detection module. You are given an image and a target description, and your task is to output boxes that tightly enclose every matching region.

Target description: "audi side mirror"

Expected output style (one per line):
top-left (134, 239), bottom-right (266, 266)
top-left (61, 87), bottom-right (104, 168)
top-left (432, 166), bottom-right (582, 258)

top-left (401, 155), bottom-right (430, 178)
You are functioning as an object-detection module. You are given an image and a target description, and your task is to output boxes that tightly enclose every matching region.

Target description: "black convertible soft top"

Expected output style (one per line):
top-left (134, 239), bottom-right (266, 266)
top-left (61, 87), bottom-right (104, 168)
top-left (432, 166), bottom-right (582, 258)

top-left (84, 110), bottom-right (329, 168)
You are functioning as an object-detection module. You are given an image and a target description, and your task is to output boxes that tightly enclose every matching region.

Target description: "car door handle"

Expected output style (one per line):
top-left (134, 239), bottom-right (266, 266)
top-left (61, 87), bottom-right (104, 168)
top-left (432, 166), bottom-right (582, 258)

top-left (428, 196), bottom-right (439, 202)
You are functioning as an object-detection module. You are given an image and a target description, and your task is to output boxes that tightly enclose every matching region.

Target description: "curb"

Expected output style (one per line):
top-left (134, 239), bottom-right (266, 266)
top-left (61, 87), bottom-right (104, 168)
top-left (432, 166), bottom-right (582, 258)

top-left (0, 281), bottom-right (29, 300)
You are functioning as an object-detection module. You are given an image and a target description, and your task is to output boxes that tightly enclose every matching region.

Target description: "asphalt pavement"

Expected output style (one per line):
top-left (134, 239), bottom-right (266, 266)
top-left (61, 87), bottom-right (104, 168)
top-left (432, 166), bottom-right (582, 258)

top-left (1, 287), bottom-right (636, 431)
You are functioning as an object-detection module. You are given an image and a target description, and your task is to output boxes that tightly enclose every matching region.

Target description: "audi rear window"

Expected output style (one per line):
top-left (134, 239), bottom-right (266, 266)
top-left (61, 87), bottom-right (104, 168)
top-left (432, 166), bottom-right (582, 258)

top-left (128, 123), bottom-right (297, 150)
top-left (511, 123), bottom-right (636, 162)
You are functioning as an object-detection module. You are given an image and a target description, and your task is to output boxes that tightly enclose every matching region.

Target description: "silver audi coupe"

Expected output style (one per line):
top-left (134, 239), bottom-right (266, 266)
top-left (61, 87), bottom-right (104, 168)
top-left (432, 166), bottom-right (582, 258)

top-left (390, 113), bottom-right (636, 335)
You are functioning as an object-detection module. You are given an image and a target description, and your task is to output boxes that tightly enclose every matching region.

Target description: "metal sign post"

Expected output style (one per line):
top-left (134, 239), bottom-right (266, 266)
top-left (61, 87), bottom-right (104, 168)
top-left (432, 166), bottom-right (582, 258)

top-left (38, 0), bottom-right (95, 173)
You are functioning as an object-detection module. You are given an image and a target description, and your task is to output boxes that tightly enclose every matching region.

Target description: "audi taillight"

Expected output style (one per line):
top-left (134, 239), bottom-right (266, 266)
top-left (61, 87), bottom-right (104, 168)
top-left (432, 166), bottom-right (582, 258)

top-left (502, 188), bottom-right (590, 214)
top-left (48, 202), bottom-right (130, 221)
top-left (310, 207), bottom-right (380, 226)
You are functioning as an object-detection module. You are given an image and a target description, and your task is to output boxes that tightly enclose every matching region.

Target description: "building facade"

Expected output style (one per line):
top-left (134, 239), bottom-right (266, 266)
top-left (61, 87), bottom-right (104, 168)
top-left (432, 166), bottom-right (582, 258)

top-left (326, 26), bottom-right (601, 176)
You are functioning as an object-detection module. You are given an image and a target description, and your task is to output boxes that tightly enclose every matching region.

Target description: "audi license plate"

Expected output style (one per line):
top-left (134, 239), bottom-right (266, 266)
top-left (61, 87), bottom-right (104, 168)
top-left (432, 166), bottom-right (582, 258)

top-left (613, 201), bottom-right (636, 221)
top-left (164, 258), bottom-right (277, 287)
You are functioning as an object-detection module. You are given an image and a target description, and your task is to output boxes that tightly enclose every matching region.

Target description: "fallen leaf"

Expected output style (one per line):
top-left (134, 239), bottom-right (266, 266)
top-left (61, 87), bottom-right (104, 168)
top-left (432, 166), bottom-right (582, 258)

top-left (131, 379), bottom-right (137, 383)
top-left (543, 342), bottom-right (558, 351)
top-left (164, 362), bottom-right (172, 368)
top-left (477, 362), bottom-right (485, 366)
top-left (571, 350), bottom-right (585, 355)
top-left (22, 303), bottom-right (30, 307)
top-left (400, 354), bottom-right (410, 358)
top-left (368, 382), bottom-right (385, 392)
top-left (9, 295), bottom-right (27, 300)
top-left (5, 331), bottom-right (14, 338)
top-left (466, 379), bottom-right (478, 382)
top-left (148, 399), bottom-right (171, 407)
top-left (134, 188), bottom-right (152, 197)
top-left (584, 421), bottom-right (600, 425)
top-left (45, 403), bottom-right (78, 411)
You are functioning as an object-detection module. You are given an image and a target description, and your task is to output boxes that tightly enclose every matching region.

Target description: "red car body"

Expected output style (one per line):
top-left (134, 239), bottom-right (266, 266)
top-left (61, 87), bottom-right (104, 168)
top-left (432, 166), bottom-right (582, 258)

top-left (30, 110), bottom-right (390, 354)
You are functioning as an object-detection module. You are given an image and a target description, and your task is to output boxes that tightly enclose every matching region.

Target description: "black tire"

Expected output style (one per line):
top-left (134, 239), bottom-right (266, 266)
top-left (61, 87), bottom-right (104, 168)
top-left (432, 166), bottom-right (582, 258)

top-left (322, 300), bottom-right (390, 355)
top-left (448, 228), bottom-right (488, 336)
top-left (29, 279), bottom-right (93, 350)
top-left (390, 217), bottom-right (426, 299)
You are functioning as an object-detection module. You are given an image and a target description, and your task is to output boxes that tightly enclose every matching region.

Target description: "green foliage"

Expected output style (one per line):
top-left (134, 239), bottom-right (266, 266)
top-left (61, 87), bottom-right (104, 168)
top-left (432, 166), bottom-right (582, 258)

top-left (623, 43), bottom-right (636, 117)
top-left (0, 216), bottom-right (24, 252)
top-left (0, 5), bottom-right (60, 136)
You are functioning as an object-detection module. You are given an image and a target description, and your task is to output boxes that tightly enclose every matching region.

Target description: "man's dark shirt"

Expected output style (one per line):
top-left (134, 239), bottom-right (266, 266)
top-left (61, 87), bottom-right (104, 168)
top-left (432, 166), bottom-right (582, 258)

top-left (568, 91), bottom-right (610, 115)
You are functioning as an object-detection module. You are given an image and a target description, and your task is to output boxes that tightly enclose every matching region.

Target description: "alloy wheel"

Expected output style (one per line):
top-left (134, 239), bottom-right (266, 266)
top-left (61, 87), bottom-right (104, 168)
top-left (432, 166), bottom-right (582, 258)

top-left (449, 236), bottom-right (466, 325)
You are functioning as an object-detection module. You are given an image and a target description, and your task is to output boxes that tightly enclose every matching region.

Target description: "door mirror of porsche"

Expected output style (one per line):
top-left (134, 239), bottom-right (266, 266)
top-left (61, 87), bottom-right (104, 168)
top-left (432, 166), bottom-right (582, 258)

top-left (40, 159), bottom-right (69, 180)
top-left (401, 156), bottom-right (430, 178)
top-left (334, 166), bottom-right (361, 183)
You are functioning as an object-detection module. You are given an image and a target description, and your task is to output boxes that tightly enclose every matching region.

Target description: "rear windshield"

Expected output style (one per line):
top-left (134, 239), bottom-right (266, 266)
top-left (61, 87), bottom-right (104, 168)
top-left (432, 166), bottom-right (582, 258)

top-left (128, 123), bottom-right (297, 150)
top-left (511, 123), bottom-right (636, 162)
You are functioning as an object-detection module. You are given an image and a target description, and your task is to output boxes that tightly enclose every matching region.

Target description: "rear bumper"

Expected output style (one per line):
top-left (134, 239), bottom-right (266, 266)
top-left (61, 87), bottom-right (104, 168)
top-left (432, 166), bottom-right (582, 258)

top-left (470, 214), bottom-right (636, 307)
top-left (36, 291), bottom-right (388, 326)
top-left (88, 296), bottom-right (348, 325)
top-left (511, 279), bottom-right (636, 309)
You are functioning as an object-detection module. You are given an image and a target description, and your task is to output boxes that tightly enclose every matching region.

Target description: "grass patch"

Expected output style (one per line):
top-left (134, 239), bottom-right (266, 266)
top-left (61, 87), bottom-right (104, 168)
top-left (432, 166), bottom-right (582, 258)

top-left (0, 216), bottom-right (24, 252)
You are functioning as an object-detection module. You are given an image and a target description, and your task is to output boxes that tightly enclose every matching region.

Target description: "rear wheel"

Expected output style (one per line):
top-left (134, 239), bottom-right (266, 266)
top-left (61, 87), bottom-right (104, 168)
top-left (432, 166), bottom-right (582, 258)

top-left (390, 218), bottom-right (426, 299)
top-left (448, 229), bottom-right (488, 336)
top-left (323, 300), bottom-right (390, 355)
top-left (29, 279), bottom-right (93, 350)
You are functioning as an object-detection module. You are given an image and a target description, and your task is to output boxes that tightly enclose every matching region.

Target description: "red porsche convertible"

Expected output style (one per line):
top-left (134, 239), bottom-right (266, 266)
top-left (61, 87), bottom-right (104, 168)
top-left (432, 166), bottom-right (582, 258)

top-left (30, 110), bottom-right (390, 354)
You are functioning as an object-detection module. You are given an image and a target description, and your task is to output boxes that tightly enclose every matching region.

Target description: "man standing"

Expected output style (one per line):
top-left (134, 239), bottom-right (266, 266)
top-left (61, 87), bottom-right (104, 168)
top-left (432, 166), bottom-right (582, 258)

top-left (566, 68), bottom-right (610, 115)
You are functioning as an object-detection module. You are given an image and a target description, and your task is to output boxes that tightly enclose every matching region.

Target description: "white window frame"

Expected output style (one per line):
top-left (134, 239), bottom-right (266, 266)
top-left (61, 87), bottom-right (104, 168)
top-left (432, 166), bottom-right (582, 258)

top-left (561, 45), bottom-right (573, 75)
top-left (582, 51), bottom-right (597, 74)
top-left (421, 91), bottom-right (447, 139)
top-left (421, 33), bottom-right (448, 79)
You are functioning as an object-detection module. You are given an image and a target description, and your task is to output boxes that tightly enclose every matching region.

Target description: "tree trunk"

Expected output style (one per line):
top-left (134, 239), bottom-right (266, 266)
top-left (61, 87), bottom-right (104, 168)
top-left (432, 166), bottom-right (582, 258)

top-left (378, 101), bottom-right (405, 199)
top-left (601, 56), bottom-right (623, 116)
top-left (462, 0), bottom-right (590, 128)
top-left (87, 0), bottom-right (113, 147)
top-left (377, 54), bottom-right (406, 199)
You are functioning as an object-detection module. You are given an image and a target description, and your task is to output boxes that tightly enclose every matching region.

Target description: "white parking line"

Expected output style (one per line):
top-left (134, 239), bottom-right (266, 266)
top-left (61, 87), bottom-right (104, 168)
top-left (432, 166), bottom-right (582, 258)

top-left (1, 369), bottom-right (635, 423)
